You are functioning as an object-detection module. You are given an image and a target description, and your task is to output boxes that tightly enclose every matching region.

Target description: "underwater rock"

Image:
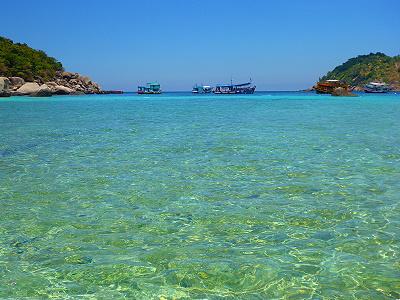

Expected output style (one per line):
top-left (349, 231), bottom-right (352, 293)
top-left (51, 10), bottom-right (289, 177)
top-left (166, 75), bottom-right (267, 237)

top-left (331, 87), bottom-right (357, 97)
top-left (312, 231), bottom-right (334, 241)
top-left (65, 254), bottom-right (93, 264)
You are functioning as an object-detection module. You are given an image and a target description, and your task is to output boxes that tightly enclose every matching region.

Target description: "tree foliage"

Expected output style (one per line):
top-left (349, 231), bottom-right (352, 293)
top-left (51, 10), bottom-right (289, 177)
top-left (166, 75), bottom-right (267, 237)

top-left (321, 52), bottom-right (400, 86)
top-left (0, 36), bottom-right (63, 82)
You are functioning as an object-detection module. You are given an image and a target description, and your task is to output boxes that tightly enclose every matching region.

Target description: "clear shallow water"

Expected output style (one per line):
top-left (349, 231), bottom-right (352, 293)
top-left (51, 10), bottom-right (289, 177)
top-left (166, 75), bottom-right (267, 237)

top-left (0, 92), bottom-right (399, 299)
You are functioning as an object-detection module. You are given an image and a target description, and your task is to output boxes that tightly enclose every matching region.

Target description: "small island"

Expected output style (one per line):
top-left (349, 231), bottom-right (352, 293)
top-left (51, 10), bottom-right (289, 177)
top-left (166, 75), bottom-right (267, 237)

top-left (310, 52), bottom-right (400, 96)
top-left (0, 36), bottom-right (121, 97)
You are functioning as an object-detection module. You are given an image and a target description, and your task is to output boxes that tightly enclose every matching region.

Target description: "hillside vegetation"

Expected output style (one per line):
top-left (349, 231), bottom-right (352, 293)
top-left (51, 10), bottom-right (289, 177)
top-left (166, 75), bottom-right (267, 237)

top-left (0, 36), bottom-right (63, 82)
top-left (320, 52), bottom-right (400, 87)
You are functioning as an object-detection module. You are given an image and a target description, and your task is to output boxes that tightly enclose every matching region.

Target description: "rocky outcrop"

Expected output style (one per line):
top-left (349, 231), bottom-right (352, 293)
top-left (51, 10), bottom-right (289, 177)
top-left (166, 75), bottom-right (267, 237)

top-left (9, 77), bottom-right (25, 89)
top-left (0, 37), bottom-right (112, 97)
top-left (300, 86), bottom-right (315, 92)
top-left (352, 86), bottom-right (364, 92)
top-left (331, 87), bottom-right (358, 97)
top-left (390, 82), bottom-right (400, 92)
top-left (0, 77), bottom-right (11, 97)
top-left (0, 71), bottom-right (108, 97)
top-left (53, 71), bottom-right (101, 94)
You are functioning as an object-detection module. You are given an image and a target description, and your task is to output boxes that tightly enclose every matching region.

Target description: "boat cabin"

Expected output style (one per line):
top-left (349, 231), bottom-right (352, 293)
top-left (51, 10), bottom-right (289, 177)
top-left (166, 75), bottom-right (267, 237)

top-left (138, 82), bottom-right (162, 94)
top-left (364, 82), bottom-right (390, 93)
top-left (192, 84), bottom-right (212, 93)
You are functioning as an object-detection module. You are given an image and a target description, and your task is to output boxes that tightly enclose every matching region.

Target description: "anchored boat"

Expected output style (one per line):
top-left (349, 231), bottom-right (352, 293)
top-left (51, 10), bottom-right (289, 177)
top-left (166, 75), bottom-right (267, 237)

top-left (364, 82), bottom-right (390, 93)
top-left (138, 82), bottom-right (162, 94)
top-left (192, 84), bottom-right (212, 94)
top-left (315, 80), bottom-right (349, 94)
top-left (213, 81), bottom-right (256, 94)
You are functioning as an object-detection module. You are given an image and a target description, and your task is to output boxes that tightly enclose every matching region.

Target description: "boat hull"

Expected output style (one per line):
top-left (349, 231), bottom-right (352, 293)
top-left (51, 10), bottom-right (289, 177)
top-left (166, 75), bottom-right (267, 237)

top-left (213, 86), bottom-right (256, 94)
top-left (364, 83), bottom-right (390, 93)
top-left (138, 82), bottom-right (162, 94)
top-left (315, 81), bottom-right (349, 94)
top-left (192, 90), bottom-right (212, 94)
top-left (364, 90), bottom-right (387, 93)
top-left (137, 91), bottom-right (162, 94)
top-left (192, 85), bottom-right (213, 94)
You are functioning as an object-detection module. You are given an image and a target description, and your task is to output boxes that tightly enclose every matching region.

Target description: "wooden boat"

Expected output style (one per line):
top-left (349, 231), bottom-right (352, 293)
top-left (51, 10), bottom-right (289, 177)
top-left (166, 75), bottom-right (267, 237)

top-left (138, 82), bottom-right (162, 94)
top-left (192, 84), bottom-right (212, 94)
top-left (364, 82), bottom-right (390, 93)
top-left (213, 81), bottom-right (256, 94)
top-left (315, 80), bottom-right (348, 94)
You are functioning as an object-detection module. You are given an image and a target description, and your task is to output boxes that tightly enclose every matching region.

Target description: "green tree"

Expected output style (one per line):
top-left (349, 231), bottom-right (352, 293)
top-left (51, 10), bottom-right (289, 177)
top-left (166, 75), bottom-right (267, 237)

top-left (0, 36), bottom-right (64, 82)
top-left (320, 53), bottom-right (400, 86)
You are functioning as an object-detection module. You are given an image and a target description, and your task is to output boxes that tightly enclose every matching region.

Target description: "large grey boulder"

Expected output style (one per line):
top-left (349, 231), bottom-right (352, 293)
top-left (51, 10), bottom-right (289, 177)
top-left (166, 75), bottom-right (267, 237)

top-left (79, 75), bottom-right (92, 85)
top-left (331, 87), bottom-right (357, 97)
top-left (17, 82), bottom-right (41, 95)
top-left (61, 71), bottom-right (74, 79)
top-left (30, 84), bottom-right (52, 97)
top-left (62, 72), bottom-right (79, 79)
top-left (0, 77), bottom-right (11, 97)
top-left (45, 81), bottom-right (57, 88)
top-left (9, 77), bottom-right (25, 90)
top-left (33, 76), bottom-right (44, 85)
top-left (73, 84), bottom-right (84, 92)
top-left (0, 78), bottom-right (10, 97)
top-left (52, 85), bottom-right (73, 95)
top-left (0, 77), bottom-right (10, 91)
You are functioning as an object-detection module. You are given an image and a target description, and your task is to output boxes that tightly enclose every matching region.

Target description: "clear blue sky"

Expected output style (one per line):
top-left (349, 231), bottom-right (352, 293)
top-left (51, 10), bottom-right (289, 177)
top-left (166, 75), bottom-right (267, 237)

top-left (2, 0), bottom-right (399, 91)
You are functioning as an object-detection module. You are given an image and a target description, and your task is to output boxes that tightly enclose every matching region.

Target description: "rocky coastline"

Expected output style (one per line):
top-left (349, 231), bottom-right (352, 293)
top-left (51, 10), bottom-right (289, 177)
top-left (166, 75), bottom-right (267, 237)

top-left (305, 84), bottom-right (400, 93)
top-left (0, 71), bottom-right (121, 97)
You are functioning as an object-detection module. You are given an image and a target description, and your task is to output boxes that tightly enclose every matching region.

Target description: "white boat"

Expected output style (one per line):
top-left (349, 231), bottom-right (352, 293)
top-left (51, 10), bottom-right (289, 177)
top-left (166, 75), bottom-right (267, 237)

top-left (364, 82), bottom-right (391, 93)
top-left (192, 84), bottom-right (212, 94)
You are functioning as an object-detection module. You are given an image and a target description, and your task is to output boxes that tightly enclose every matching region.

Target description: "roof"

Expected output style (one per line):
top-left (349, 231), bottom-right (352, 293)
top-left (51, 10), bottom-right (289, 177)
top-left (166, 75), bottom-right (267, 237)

top-left (369, 82), bottom-right (387, 86)
top-left (216, 82), bottom-right (252, 87)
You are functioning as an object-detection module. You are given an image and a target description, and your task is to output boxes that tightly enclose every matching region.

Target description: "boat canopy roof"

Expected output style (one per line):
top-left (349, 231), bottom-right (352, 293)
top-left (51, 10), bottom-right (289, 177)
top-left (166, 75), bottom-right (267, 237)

top-left (216, 82), bottom-right (252, 88)
top-left (368, 82), bottom-right (387, 86)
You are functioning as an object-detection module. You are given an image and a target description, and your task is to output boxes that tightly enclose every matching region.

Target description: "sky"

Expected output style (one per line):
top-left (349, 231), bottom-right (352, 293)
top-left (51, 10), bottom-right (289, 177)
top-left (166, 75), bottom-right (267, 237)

top-left (2, 0), bottom-right (400, 91)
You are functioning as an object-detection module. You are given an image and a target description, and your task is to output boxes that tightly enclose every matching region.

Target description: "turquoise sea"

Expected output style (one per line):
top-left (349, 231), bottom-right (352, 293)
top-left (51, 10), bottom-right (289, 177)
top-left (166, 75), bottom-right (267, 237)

top-left (1, 92), bottom-right (399, 299)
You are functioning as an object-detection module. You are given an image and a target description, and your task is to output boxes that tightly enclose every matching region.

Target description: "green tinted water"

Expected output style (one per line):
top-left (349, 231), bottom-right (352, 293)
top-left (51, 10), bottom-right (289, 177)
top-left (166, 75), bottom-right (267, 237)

top-left (0, 93), bottom-right (399, 299)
